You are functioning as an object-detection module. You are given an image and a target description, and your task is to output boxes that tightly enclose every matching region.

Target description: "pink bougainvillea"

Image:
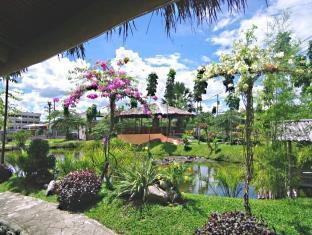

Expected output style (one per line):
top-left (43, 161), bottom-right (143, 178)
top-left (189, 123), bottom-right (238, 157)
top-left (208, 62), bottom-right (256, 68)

top-left (64, 59), bottom-right (155, 114)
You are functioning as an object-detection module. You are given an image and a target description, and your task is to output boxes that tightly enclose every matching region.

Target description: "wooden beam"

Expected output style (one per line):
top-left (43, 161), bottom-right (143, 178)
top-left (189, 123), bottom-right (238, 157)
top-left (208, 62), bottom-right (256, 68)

top-left (0, 0), bottom-right (173, 75)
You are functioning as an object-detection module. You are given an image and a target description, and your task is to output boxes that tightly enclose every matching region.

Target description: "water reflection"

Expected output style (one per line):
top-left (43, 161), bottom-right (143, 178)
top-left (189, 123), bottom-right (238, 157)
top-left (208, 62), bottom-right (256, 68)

top-left (178, 162), bottom-right (256, 198)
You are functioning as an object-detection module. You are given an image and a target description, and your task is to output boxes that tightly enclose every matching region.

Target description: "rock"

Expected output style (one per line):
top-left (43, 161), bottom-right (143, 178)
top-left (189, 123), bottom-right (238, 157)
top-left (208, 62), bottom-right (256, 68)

top-left (46, 180), bottom-right (57, 196)
top-left (159, 180), bottom-right (170, 191)
top-left (147, 185), bottom-right (169, 204)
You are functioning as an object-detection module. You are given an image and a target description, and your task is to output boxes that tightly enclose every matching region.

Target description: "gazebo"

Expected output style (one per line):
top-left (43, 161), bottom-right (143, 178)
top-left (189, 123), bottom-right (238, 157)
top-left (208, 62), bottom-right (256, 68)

top-left (116, 103), bottom-right (194, 135)
top-left (277, 119), bottom-right (312, 196)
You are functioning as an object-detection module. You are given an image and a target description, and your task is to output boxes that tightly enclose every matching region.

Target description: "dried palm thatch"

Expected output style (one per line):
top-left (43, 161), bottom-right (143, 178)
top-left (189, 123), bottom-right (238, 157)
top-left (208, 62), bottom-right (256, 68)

top-left (3, 0), bottom-right (248, 76)
top-left (65, 0), bottom-right (247, 59)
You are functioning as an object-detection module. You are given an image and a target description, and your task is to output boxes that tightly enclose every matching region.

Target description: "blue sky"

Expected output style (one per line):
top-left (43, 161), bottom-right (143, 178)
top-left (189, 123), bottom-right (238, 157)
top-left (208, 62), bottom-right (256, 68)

top-left (7, 0), bottom-right (312, 118)
top-left (84, 0), bottom-right (268, 67)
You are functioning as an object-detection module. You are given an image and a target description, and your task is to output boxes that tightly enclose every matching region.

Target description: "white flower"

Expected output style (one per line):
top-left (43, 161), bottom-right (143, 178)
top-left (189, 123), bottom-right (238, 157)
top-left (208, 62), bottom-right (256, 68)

top-left (288, 59), bottom-right (294, 65)
top-left (275, 52), bottom-right (284, 58)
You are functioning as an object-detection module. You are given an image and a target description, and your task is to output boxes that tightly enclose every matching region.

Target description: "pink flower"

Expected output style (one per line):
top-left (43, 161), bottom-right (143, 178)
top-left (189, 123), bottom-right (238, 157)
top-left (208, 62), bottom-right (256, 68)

top-left (87, 93), bottom-right (98, 99)
top-left (85, 71), bottom-right (94, 80)
top-left (157, 115), bottom-right (162, 119)
top-left (152, 95), bottom-right (158, 101)
top-left (53, 97), bottom-right (60, 103)
top-left (97, 60), bottom-right (108, 71)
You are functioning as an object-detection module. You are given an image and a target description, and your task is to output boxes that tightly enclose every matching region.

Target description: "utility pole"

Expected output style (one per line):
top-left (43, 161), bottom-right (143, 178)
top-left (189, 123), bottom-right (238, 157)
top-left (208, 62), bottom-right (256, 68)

top-left (1, 77), bottom-right (9, 164)
top-left (216, 94), bottom-right (219, 116)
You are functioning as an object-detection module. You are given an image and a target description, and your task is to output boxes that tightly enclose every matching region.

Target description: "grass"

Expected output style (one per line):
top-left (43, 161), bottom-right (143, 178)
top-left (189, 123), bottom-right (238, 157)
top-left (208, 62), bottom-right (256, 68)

top-left (1, 177), bottom-right (311, 235)
top-left (149, 141), bottom-right (245, 163)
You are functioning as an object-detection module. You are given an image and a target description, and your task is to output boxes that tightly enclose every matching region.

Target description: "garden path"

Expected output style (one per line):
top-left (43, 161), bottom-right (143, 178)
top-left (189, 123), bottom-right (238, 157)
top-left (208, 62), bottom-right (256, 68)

top-left (0, 192), bottom-right (115, 235)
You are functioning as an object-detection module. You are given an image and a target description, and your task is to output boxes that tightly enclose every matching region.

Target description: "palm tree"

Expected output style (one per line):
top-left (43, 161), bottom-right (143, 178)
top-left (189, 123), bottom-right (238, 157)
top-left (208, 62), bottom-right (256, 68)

top-left (50, 107), bottom-right (85, 140)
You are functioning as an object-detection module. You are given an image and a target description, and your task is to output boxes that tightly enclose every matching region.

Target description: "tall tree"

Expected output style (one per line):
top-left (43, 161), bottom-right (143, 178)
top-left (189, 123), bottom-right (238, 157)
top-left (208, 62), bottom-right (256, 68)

top-left (194, 68), bottom-right (208, 113)
top-left (51, 107), bottom-right (85, 140)
top-left (146, 72), bottom-right (158, 97)
top-left (164, 69), bottom-right (176, 106)
top-left (173, 82), bottom-right (194, 112)
top-left (86, 104), bottom-right (97, 139)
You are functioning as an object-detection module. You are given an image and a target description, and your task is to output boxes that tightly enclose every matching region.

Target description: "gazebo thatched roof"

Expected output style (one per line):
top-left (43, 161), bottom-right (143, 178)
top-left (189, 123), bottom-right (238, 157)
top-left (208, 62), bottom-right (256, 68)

top-left (278, 119), bottom-right (312, 142)
top-left (116, 103), bottom-right (194, 118)
top-left (0, 0), bottom-right (247, 76)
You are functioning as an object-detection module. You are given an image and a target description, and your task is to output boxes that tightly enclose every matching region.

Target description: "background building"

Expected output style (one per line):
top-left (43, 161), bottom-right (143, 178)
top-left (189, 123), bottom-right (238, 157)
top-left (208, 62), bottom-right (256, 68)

top-left (9, 112), bottom-right (41, 132)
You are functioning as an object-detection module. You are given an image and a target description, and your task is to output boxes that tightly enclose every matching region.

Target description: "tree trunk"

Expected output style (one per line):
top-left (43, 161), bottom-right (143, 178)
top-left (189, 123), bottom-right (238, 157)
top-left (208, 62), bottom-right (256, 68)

top-left (243, 83), bottom-right (254, 216)
top-left (102, 95), bottom-right (116, 189)
top-left (1, 77), bottom-right (9, 164)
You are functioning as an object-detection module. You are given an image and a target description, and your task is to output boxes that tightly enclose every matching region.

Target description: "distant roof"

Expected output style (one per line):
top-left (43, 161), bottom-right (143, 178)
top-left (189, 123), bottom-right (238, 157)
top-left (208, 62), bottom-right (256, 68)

top-left (116, 103), bottom-right (194, 118)
top-left (22, 123), bottom-right (47, 129)
top-left (278, 119), bottom-right (312, 142)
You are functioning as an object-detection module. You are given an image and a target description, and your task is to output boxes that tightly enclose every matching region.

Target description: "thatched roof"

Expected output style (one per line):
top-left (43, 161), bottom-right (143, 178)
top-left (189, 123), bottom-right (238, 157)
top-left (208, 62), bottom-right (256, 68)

top-left (116, 103), bottom-right (194, 118)
top-left (278, 119), bottom-right (312, 142)
top-left (0, 0), bottom-right (247, 76)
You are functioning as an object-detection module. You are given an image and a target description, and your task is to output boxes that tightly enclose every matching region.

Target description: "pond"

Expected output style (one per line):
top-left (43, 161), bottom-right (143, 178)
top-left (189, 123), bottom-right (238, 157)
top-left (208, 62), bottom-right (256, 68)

top-left (177, 161), bottom-right (256, 198)
top-left (5, 149), bottom-right (256, 198)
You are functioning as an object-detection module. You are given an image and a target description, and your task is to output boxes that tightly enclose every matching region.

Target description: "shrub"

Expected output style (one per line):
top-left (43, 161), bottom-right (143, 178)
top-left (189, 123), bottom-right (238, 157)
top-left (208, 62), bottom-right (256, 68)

top-left (58, 170), bottom-right (101, 210)
top-left (116, 157), bottom-right (156, 202)
top-left (20, 139), bottom-right (55, 185)
top-left (0, 164), bottom-right (12, 183)
top-left (10, 130), bottom-right (31, 149)
top-left (182, 134), bottom-right (192, 151)
top-left (195, 211), bottom-right (275, 235)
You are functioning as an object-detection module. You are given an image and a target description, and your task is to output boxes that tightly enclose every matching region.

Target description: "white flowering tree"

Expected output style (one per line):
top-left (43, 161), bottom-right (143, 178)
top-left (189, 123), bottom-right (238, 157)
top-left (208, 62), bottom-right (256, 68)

top-left (202, 26), bottom-right (309, 215)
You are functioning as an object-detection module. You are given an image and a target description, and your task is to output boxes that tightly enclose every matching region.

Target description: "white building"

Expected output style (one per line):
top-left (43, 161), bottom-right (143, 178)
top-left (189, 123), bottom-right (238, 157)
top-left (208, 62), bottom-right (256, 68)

top-left (9, 112), bottom-right (41, 131)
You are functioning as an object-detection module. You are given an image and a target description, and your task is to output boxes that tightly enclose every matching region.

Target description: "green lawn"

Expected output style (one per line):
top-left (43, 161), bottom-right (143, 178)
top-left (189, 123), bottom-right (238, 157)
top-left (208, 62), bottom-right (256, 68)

top-left (1, 178), bottom-right (311, 235)
top-left (149, 141), bottom-right (245, 163)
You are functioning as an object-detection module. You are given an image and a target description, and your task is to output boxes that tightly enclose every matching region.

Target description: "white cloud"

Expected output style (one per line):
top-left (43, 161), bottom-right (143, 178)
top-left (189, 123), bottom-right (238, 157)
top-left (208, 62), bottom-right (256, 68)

top-left (213, 16), bottom-right (238, 32)
top-left (201, 56), bottom-right (211, 63)
top-left (209, 0), bottom-right (312, 55)
top-left (11, 47), bottom-right (228, 119)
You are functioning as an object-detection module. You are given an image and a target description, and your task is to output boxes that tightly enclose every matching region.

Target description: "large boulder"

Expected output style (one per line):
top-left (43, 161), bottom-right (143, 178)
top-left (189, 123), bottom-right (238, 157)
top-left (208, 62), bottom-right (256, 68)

top-left (147, 185), bottom-right (169, 204)
top-left (46, 180), bottom-right (60, 196)
top-left (147, 183), bottom-right (183, 204)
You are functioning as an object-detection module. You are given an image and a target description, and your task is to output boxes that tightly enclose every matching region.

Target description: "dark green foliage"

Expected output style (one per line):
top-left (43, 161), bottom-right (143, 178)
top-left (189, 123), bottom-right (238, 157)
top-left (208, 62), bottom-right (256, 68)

top-left (164, 69), bottom-right (176, 106)
top-left (20, 139), bottom-right (55, 185)
top-left (116, 158), bottom-right (156, 202)
top-left (146, 72), bottom-right (159, 96)
top-left (10, 130), bottom-right (31, 149)
top-left (129, 98), bottom-right (138, 108)
top-left (58, 170), bottom-right (101, 210)
top-left (195, 211), bottom-right (275, 235)
top-left (182, 134), bottom-right (191, 151)
top-left (194, 69), bottom-right (207, 103)
top-left (0, 164), bottom-right (12, 183)
top-left (226, 93), bottom-right (240, 110)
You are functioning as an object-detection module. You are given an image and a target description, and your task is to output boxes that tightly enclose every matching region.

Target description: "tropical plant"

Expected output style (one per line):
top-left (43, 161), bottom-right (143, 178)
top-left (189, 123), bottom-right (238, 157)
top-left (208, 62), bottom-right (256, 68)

top-left (51, 107), bottom-right (85, 140)
top-left (182, 133), bottom-right (191, 151)
top-left (213, 166), bottom-right (244, 198)
top-left (19, 139), bottom-right (55, 185)
top-left (58, 169), bottom-right (101, 210)
top-left (86, 104), bottom-right (97, 139)
top-left (116, 157), bottom-right (156, 202)
top-left (10, 130), bottom-right (31, 149)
